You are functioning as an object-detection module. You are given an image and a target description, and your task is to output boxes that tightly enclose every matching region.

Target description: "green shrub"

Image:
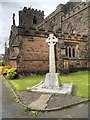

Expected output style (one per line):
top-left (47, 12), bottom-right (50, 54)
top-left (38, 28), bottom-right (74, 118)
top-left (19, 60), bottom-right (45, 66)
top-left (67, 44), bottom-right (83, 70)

top-left (6, 68), bottom-right (17, 79)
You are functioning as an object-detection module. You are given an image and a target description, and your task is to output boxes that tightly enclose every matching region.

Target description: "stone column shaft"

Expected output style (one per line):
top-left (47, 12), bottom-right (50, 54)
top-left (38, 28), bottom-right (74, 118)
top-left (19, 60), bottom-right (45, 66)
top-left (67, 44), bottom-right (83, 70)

top-left (67, 47), bottom-right (69, 57)
top-left (49, 44), bottom-right (56, 73)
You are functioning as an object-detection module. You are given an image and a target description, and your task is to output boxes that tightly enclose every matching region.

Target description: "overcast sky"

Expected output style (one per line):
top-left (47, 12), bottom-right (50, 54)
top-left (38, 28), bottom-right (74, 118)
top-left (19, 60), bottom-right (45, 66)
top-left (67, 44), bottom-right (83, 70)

top-left (0, 0), bottom-right (86, 54)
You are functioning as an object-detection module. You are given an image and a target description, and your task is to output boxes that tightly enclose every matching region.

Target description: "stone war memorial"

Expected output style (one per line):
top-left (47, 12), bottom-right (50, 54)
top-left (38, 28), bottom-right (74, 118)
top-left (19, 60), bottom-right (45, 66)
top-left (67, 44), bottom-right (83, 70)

top-left (31, 34), bottom-right (73, 94)
top-left (2, 0), bottom-right (89, 116)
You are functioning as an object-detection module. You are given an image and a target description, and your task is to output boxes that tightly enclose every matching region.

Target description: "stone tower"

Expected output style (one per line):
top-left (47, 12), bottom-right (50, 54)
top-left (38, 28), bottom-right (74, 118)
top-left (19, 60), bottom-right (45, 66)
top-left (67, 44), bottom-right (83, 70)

top-left (19, 7), bottom-right (44, 28)
top-left (65, 0), bottom-right (82, 12)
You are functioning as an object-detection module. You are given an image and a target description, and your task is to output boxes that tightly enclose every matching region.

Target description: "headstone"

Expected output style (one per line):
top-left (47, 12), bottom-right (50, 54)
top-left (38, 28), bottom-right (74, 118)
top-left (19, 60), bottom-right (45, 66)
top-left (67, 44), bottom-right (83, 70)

top-left (44, 34), bottom-right (60, 88)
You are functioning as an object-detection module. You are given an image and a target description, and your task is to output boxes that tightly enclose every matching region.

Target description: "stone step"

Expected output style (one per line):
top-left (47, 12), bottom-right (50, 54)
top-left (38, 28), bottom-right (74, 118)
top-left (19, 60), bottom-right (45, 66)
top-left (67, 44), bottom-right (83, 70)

top-left (28, 94), bottom-right (52, 110)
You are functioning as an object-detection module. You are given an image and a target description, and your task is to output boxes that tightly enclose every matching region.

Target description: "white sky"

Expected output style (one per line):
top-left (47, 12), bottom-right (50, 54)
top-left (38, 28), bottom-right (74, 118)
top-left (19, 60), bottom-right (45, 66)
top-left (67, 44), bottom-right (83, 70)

top-left (0, 0), bottom-right (86, 54)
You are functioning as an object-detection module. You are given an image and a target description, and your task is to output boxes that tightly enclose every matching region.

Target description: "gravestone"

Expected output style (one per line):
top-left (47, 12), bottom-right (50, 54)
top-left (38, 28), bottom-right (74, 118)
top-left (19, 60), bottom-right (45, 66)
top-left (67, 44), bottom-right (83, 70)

top-left (44, 34), bottom-right (60, 88)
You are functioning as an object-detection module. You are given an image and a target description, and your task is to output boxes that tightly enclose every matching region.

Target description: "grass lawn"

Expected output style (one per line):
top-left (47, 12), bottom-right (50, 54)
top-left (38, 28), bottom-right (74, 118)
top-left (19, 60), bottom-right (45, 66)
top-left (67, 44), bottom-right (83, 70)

top-left (61, 71), bottom-right (89, 98)
top-left (11, 75), bottom-right (44, 91)
top-left (11, 70), bottom-right (89, 98)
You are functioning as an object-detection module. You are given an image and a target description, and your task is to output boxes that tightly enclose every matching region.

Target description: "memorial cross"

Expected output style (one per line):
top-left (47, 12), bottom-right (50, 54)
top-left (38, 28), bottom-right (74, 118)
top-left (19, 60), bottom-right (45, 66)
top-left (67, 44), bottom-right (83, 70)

top-left (46, 34), bottom-right (58, 73)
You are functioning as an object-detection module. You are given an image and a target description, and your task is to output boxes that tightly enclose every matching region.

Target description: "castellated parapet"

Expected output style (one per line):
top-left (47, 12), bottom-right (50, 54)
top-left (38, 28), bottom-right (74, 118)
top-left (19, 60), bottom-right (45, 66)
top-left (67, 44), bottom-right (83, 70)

top-left (62, 1), bottom-right (89, 35)
top-left (11, 24), bottom-right (88, 41)
top-left (62, 2), bottom-right (89, 20)
top-left (19, 7), bottom-right (44, 27)
top-left (19, 7), bottom-right (44, 15)
top-left (45, 4), bottom-right (65, 20)
top-left (36, 4), bottom-right (65, 29)
top-left (38, 1), bottom-right (90, 35)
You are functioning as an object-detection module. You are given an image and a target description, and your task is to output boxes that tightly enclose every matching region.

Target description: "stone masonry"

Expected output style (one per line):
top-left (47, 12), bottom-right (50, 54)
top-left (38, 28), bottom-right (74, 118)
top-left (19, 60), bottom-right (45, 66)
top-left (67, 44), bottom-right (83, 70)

top-left (4, 0), bottom-right (90, 77)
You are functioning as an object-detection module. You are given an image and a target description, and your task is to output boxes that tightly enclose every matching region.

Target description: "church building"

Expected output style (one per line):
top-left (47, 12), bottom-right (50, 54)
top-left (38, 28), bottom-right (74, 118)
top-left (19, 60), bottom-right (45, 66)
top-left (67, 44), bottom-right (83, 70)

top-left (4, 0), bottom-right (90, 77)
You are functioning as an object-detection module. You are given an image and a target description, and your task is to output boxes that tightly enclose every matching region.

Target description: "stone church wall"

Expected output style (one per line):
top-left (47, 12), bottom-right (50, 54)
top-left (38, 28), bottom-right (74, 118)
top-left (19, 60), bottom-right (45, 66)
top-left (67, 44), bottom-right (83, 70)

top-left (17, 35), bottom-right (49, 75)
top-left (62, 2), bottom-right (89, 35)
top-left (4, 1), bottom-right (89, 77)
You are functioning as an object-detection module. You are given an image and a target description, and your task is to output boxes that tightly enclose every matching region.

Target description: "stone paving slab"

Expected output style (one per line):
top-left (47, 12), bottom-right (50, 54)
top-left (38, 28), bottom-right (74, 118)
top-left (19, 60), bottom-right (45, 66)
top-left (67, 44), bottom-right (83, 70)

top-left (28, 94), bottom-right (52, 110)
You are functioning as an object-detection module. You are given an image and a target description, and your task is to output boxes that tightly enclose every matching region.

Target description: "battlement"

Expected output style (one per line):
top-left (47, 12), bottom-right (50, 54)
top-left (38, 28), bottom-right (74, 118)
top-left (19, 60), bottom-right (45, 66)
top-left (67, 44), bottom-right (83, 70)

top-left (42, 1), bottom-right (89, 22)
top-left (36, 4), bottom-right (65, 29)
top-left (62, 2), bottom-right (89, 20)
top-left (19, 7), bottom-right (44, 27)
top-left (37, 1), bottom-right (89, 29)
top-left (65, 1), bottom-right (82, 13)
top-left (16, 25), bottom-right (87, 41)
top-left (59, 32), bottom-right (88, 41)
top-left (19, 7), bottom-right (44, 15)
top-left (45, 5), bottom-right (64, 20)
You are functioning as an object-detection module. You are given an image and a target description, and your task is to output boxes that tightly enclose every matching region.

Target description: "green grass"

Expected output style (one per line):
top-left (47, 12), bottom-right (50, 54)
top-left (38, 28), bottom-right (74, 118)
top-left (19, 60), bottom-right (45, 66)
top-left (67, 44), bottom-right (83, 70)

top-left (11, 71), bottom-right (89, 98)
top-left (61, 71), bottom-right (89, 98)
top-left (11, 75), bottom-right (44, 91)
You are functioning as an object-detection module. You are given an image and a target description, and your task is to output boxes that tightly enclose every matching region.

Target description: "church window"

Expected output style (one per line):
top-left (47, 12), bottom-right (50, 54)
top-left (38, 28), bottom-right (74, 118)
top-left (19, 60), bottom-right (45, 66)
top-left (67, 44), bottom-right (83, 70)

top-left (65, 46), bottom-right (76, 58)
top-left (49, 21), bottom-right (54, 30)
top-left (33, 16), bottom-right (37, 24)
top-left (53, 17), bottom-right (55, 22)
top-left (65, 47), bottom-right (68, 56)
top-left (69, 47), bottom-right (71, 57)
top-left (72, 47), bottom-right (75, 57)
top-left (67, 23), bottom-right (76, 34)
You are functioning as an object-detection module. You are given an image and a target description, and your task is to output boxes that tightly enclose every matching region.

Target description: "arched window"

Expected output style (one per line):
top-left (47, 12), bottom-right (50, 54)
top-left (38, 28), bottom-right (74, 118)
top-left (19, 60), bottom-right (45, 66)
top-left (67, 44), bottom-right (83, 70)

top-left (65, 45), bottom-right (76, 58)
top-left (33, 16), bottom-right (37, 24)
top-left (70, 26), bottom-right (76, 34)
top-left (65, 47), bottom-right (68, 56)
top-left (67, 23), bottom-right (76, 34)
top-left (49, 21), bottom-right (54, 30)
top-left (69, 47), bottom-right (71, 57)
top-left (72, 47), bottom-right (75, 57)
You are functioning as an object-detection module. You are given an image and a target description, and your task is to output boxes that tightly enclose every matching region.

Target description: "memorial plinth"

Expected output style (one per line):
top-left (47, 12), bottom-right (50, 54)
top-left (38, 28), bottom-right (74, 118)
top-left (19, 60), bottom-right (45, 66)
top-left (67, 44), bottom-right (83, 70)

top-left (44, 73), bottom-right (60, 89)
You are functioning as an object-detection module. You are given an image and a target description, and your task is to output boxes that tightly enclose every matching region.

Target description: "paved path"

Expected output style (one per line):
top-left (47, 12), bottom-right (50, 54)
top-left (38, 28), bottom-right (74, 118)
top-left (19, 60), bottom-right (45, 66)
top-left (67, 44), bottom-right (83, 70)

top-left (29, 94), bottom-right (52, 110)
top-left (39, 102), bottom-right (90, 118)
top-left (0, 76), bottom-right (29, 118)
top-left (0, 76), bottom-right (90, 119)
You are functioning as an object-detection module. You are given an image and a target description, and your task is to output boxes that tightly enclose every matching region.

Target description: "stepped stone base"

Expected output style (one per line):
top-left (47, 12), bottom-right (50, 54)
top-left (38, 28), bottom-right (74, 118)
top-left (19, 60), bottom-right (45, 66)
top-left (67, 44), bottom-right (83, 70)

top-left (30, 72), bottom-right (73, 94)
top-left (31, 82), bottom-right (73, 95)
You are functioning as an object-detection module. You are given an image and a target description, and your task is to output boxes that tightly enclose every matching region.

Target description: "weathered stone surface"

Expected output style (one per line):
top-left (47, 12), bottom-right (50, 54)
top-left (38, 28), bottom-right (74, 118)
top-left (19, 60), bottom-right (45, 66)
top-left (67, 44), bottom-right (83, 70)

top-left (31, 82), bottom-right (73, 95)
top-left (44, 73), bottom-right (60, 88)
top-left (44, 34), bottom-right (60, 89)
top-left (28, 94), bottom-right (52, 110)
top-left (4, 1), bottom-right (89, 76)
top-left (46, 34), bottom-right (58, 73)
top-left (38, 2), bottom-right (89, 35)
